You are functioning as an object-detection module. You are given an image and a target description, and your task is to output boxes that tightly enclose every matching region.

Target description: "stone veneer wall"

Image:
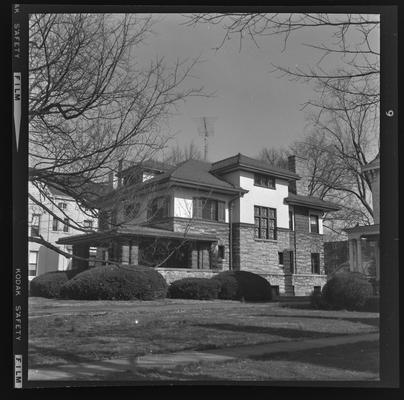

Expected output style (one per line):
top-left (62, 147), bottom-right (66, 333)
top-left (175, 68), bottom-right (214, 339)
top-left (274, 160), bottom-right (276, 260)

top-left (293, 206), bottom-right (326, 275)
top-left (156, 268), bottom-right (218, 284)
top-left (231, 223), bottom-right (291, 275)
top-left (172, 217), bottom-right (230, 270)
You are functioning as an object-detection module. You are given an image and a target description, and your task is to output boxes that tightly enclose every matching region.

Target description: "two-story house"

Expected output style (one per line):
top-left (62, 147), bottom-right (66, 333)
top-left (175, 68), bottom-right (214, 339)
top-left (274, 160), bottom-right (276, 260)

top-left (57, 154), bottom-right (339, 295)
top-left (28, 181), bottom-right (98, 280)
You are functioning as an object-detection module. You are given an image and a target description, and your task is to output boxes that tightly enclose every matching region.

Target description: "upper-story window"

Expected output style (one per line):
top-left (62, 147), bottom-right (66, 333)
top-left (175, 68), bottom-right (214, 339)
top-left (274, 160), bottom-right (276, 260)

top-left (254, 206), bottom-right (277, 240)
top-left (52, 217), bottom-right (59, 231)
top-left (309, 214), bottom-right (319, 234)
top-left (83, 220), bottom-right (93, 229)
top-left (124, 202), bottom-right (140, 219)
top-left (193, 198), bottom-right (225, 222)
top-left (58, 202), bottom-right (67, 210)
top-left (63, 218), bottom-right (69, 232)
top-left (148, 196), bottom-right (170, 221)
top-left (254, 173), bottom-right (275, 189)
top-left (30, 214), bottom-right (41, 237)
top-left (311, 253), bottom-right (321, 274)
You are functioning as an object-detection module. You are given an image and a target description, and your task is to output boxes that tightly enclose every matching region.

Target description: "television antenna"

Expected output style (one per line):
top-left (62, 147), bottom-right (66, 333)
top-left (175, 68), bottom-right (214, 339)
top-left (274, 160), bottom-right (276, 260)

top-left (193, 117), bottom-right (217, 161)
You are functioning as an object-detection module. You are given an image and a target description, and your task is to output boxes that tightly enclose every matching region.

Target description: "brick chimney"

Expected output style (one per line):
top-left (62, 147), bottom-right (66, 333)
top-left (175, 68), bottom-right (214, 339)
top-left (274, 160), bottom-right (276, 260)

top-left (288, 155), bottom-right (307, 195)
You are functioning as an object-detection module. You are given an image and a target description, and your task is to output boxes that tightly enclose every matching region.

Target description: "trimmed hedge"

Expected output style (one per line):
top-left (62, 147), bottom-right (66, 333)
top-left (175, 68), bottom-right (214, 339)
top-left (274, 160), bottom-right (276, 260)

top-left (321, 272), bottom-right (373, 310)
top-left (30, 270), bottom-right (79, 298)
top-left (60, 265), bottom-right (168, 300)
top-left (212, 271), bottom-right (272, 301)
top-left (167, 278), bottom-right (221, 300)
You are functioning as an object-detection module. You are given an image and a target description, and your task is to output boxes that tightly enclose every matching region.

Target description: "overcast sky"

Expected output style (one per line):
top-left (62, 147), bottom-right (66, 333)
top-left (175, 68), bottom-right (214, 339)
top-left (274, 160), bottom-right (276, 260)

top-left (134, 13), bottom-right (379, 163)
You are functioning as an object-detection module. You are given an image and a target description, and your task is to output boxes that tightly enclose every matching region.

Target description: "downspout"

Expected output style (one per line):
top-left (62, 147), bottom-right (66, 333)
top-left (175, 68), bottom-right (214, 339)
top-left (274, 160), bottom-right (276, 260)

top-left (228, 191), bottom-right (244, 271)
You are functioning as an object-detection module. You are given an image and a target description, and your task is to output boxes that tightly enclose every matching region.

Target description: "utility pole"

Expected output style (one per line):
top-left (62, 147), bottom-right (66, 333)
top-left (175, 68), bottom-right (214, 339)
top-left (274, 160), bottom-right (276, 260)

top-left (193, 117), bottom-right (217, 161)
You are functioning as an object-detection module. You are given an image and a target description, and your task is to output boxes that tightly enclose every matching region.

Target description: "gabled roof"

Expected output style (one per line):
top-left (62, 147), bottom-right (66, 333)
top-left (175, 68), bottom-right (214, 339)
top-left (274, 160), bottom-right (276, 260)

top-left (210, 153), bottom-right (300, 181)
top-left (285, 193), bottom-right (340, 212)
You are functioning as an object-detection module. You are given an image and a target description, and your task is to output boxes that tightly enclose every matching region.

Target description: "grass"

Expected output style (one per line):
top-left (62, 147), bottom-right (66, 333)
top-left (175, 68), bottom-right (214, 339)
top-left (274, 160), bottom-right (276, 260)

top-left (29, 297), bottom-right (379, 375)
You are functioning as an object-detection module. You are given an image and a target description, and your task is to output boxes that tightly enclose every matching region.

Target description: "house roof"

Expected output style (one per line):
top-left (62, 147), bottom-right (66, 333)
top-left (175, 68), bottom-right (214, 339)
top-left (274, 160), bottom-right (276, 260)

top-left (285, 193), bottom-right (340, 212)
top-left (210, 153), bottom-right (300, 181)
top-left (344, 224), bottom-right (380, 236)
top-left (118, 159), bottom-right (174, 177)
top-left (362, 154), bottom-right (380, 172)
top-left (57, 226), bottom-right (218, 245)
top-left (99, 159), bottom-right (248, 205)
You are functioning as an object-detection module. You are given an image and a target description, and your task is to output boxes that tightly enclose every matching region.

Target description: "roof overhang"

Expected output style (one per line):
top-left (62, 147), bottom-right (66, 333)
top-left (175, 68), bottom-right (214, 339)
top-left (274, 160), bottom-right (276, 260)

top-left (57, 227), bottom-right (218, 245)
top-left (284, 197), bottom-right (340, 212)
top-left (169, 178), bottom-right (248, 196)
top-left (211, 164), bottom-right (300, 181)
top-left (344, 224), bottom-right (380, 237)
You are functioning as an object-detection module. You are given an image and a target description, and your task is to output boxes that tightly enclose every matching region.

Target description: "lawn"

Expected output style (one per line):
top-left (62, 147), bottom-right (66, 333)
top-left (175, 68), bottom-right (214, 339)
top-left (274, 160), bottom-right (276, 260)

top-left (29, 297), bottom-right (379, 381)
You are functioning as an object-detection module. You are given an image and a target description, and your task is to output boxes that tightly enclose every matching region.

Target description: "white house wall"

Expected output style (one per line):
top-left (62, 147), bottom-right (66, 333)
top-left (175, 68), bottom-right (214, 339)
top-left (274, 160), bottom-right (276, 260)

top-left (173, 187), bottom-right (230, 222)
top-left (222, 170), bottom-right (290, 228)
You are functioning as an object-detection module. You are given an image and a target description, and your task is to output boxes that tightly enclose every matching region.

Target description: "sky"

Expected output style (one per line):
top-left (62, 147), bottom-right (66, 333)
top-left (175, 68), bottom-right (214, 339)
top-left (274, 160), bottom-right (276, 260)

top-left (134, 13), bottom-right (379, 163)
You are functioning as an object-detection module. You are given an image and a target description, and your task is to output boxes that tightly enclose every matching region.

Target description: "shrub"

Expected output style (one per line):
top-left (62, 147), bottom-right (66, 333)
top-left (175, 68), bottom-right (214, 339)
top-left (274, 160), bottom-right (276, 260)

top-left (321, 272), bottom-right (373, 310)
top-left (30, 270), bottom-right (79, 298)
top-left (167, 278), bottom-right (221, 300)
top-left (361, 296), bottom-right (380, 312)
top-left (212, 271), bottom-right (272, 301)
top-left (309, 290), bottom-right (330, 310)
top-left (60, 265), bottom-right (168, 300)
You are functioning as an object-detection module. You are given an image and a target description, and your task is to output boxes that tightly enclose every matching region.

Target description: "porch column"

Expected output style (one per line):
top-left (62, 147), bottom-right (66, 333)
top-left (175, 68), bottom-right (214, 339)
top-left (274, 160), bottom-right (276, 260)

top-left (72, 244), bottom-right (89, 272)
top-left (348, 239), bottom-right (356, 272)
top-left (130, 242), bottom-right (139, 265)
top-left (121, 244), bottom-right (130, 264)
top-left (357, 237), bottom-right (363, 274)
top-left (190, 244), bottom-right (198, 269)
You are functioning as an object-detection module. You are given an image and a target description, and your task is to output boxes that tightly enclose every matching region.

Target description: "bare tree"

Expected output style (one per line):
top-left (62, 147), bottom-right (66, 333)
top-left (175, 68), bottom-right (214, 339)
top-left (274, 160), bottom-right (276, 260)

top-left (163, 140), bottom-right (203, 164)
top-left (257, 147), bottom-right (290, 169)
top-left (28, 13), bottom-right (204, 254)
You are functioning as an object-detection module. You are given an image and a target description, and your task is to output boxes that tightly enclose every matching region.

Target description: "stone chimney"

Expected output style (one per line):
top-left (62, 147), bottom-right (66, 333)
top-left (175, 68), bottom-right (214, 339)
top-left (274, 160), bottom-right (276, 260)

top-left (287, 155), bottom-right (307, 195)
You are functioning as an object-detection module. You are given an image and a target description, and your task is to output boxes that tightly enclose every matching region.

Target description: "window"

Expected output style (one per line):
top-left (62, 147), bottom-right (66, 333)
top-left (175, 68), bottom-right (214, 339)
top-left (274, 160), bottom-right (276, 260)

top-left (193, 198), bottom-right (225, 222)
top-left (289, 210), bottom-right (294, 230)
top-left (310, 214), bottom-right (319, 234)
top-left (271, 285), bottom-right (280, 297)
top-left (289, 251), bottom-right (294, 273)
top-left (52, 217), bottom-right (59, 231)
top-left (63, 218), bottom-right (69, 232)
top-left (311, 253), bottom-right (321, 274)
top-left (218, 245), bottom-right (225, 259)
top-left (29, 251), bottom-right (38, 277)
top-left (278, 252), bottom-right (284, 265)
top-left (30, 214), bottom-right (41, 237)
top-left (124, 202), bottom-right (140, 218)
top-left (254, 206), bottom-right (276, 240)
top-left (83, 220), bottom-right (93, 229)
top-left (313, 286), bottom-right (321, 294)
top-left (254, 173), bottom-right (275, 189)
top-left (58, 202), bottom-right (67, 210)
top-left (148, 196), bottom-right (170, 221)
top-left (89, 247), bottom-right (97, 267)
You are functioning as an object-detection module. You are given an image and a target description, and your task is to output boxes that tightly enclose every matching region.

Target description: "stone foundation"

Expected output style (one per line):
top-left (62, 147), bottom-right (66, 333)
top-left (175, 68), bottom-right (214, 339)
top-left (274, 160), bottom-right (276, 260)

top-left (156, 268), bottom-right (219, 284)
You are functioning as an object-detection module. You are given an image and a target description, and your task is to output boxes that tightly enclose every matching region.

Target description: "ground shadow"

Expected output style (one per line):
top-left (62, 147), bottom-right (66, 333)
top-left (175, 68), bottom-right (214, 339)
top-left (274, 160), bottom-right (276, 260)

top-left (251, 313), bottom-right (379, 328)
top-left (193, 323), bottom-right (350, 339)
top-left (249, 340), bottom-right (380, 374)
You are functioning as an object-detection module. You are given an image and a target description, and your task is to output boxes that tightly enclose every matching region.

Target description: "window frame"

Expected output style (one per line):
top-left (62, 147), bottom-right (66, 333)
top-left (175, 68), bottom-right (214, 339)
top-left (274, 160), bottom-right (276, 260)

top-left (58, 202), bottom-right (67, 210)
top-left (63, 218), bottom-right (69, 232)
top-left (311, 252), bottom-right (321, 274)
top-left (192, 197), bottom-right (226, 222)
top-left (52, 216), bottom-right (59, 231)
top-left (29, 250), bottom-right (38, 277)
top-left (254, 173), bottom-right (276, 189)
top-left (309, 213), bottom-right (320, 234)
top-left (254, 205), bottom-right (277, 240)
top-left (30, 213), bottom-right (41, 237)
top-left (278, 252), bottom-right (284, 265)
top-left (148, 196), bottom-right (170, 221)
top-left (83, 220), bottom-right (93, 229)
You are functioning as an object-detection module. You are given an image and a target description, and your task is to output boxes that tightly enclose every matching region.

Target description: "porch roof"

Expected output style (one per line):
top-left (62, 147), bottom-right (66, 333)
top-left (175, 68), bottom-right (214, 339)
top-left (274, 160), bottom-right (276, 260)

top-left (284, 193), bottom-right (340, 212)
top-left (56, 226), bottom-right (218, 245)
top-left (344, 224), bottom-right (380, 237)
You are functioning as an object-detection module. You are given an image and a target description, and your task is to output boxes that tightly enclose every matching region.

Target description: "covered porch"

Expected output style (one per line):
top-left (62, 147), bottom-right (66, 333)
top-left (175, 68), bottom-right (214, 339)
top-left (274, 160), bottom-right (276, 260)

top-left (345, 224), bottom-right (380, 294)
top-left (57, 226), bottom-right (222, 272)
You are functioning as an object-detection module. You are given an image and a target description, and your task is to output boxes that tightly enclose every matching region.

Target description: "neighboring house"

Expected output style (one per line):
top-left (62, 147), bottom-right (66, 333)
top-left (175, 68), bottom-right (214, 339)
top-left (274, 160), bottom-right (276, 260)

top-left (28, 181), bottom-right (98, 280)
top-left (344, 154), bottom-right (380, 292)
top-left (57, 154), bottom-right (339, 296)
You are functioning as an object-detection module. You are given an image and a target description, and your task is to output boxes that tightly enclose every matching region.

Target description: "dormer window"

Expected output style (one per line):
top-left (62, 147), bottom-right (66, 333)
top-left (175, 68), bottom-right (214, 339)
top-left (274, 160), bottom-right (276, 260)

top-left (254, 173), bottom-right (275, 189)
top-left (148, 196), bottom-right (170, 221)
